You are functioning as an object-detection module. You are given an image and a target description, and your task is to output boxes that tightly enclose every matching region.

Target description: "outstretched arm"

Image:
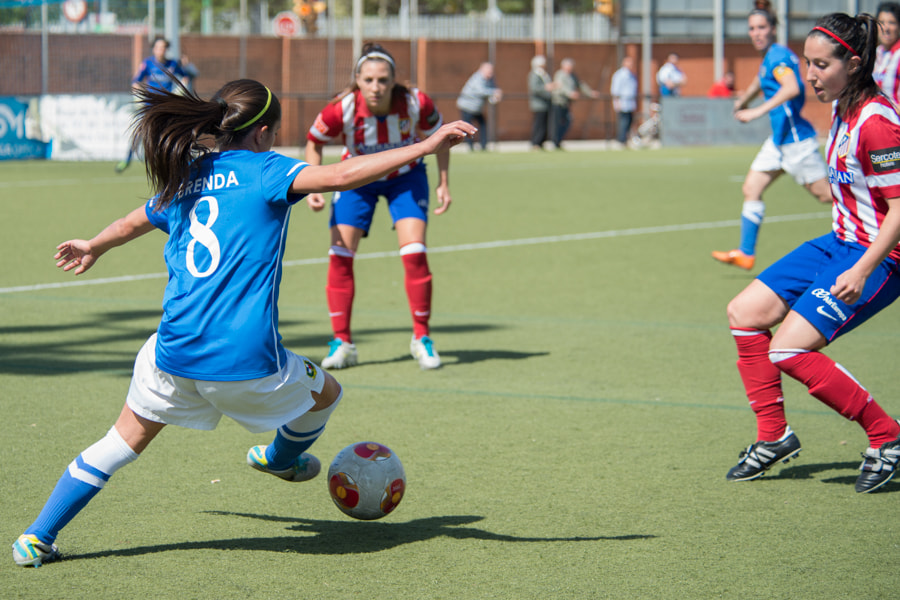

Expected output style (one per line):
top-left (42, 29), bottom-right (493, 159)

top-left (735, 73), bottom-right (798, 123)
top-left (55, 205), bottom-right (156, 275)
top-left (303, 139), bottom-right (328, 212)
top-left (433, 146), bottom-right (452, 215)
top-left (733, 75), bottom-right (762, 113)
top-left (290, 120), bottom-right (476, 195)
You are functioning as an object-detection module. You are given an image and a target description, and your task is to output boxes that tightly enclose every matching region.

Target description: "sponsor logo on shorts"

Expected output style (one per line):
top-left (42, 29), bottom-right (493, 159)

top-left (828, 166), bottom-right (854, 184)
top-left (304, 360), bottom-right (318, 379)
top-left (811, 288), bottom-right (847, 322)
top-left (869, 146), bottom-right (900, 173)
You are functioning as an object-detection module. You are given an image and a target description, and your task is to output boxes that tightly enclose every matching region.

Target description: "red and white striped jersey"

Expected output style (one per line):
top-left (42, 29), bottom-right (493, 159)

top-left (874, 40), bottom-right (900, 107)
top-left (826, 94), bottom-right (900, 262)
top-left (306, 88), bottom-right (443, 180)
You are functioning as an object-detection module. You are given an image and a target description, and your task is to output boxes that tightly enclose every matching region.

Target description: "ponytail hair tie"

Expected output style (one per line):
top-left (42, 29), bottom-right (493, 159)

top-left (813, 26), bottom-right (859, 57)
top-left (216, 97), bottom-right (228, 112)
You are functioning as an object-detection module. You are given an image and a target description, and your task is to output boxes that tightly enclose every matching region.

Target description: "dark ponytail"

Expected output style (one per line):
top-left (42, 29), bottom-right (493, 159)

top-left (132, 78), bottom-right (281, 210)
top-left (809, 13), bottom-right (880, 118)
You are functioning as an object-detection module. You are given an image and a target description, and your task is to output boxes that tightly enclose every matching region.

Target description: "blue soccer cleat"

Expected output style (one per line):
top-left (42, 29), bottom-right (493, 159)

top-left (247, 445), bottom-right (321, 482)
top-left (12, 534), bottom-right (60, 568)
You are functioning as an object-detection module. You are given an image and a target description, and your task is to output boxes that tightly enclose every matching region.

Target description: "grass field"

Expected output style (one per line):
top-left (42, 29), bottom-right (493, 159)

top-left (1, 146), bottom-right (899, 599)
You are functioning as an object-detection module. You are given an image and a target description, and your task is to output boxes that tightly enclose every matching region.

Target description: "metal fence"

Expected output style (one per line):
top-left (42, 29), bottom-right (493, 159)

top-left (0, 0), bottom-right (888, 41)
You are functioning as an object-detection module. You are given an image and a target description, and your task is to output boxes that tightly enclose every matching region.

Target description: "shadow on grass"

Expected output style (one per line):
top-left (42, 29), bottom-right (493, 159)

top-left (2, 312), bottom-right (527, 375)
top-left (771, 460), bottom-right (900, 493)
top-left (0, 309), bottom-right (161, 376)
top-left (283, 322), bottom-right (548, 368)
top-left (64, 513), bottom-right (655, 561)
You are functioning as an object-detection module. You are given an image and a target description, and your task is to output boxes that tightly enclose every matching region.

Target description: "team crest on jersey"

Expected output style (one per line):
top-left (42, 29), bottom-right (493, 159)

top-left (399, 118), bottom-right (411, 135)
top-left (304, 360), bottom-right (317, 379)
top-left (837, 133), bottom-right (850, 157)
top-left (870, 146), bottom-right (900, 173)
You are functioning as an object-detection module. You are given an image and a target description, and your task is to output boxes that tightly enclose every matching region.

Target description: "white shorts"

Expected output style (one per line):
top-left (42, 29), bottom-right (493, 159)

top-left (749, 136), bottom-right (827, 185)
top-left (126, 334), bottom-right (324, 434)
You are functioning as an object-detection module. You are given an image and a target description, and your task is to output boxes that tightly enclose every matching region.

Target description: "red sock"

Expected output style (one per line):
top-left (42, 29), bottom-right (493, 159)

top-left (733, 328), bottom-right (786, 441)
top-left (326, 253), bottom-right (354, 343)
top-left (401, 249), bottom-right (432, 339)
top-left (774, 351), bottom-right (900, 448)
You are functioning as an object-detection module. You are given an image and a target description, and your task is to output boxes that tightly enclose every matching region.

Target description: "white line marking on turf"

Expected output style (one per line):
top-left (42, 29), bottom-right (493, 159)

top-left (0, 212), bottom-right (829, 295)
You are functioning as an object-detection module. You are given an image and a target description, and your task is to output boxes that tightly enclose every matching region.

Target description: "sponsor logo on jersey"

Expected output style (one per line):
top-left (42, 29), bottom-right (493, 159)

top-left (837, 132), bottom-right (850, 157)
top-left (869, 146), bottom-right (900, 173)
top-left (828, 166), bottom-right (854, 184)
top-left (811, 288), bottom-right (848, 322)
top-left (400, 118), bottom-right (411, 135)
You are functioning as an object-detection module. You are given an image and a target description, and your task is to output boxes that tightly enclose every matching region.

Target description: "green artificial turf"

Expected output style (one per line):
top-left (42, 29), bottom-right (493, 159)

top-left (1, 148), bottom-right (898, 599)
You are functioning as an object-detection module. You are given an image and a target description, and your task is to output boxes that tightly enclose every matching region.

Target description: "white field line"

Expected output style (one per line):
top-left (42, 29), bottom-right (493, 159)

top-left (0, 212), bottom-right (829, 295)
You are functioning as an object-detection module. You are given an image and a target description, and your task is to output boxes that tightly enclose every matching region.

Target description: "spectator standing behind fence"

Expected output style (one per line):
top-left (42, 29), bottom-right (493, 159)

top-left (527, 55), bottom-right (555, 150)
top-left (711, 1), bottom-right (830, 271)
top-left (550, 58), bottom-right (599, 149)
top-left (874, 3), bottom-right (900, 105)
top-left (707, 71), bottom-right (736, 98)
top-left (610, 56), bottom-right (638, 146)
top-left (656, 53), bottom-right (686, 97)
top-left (115, 36), bottom-right (186, 174)
top-left (456, 62), bottom-right (502, 152)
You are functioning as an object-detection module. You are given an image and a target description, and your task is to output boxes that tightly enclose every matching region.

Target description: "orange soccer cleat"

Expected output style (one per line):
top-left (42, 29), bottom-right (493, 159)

top-left (711, 249), bottom-right (755, 270)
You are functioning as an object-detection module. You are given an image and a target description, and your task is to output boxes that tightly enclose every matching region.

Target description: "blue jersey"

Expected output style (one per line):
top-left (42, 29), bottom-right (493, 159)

top-left (132, 57), bottom-right (185, 92)
top-left (144, 150), bottom-right (308, 381)
top-left (759, 44), bottom-right (817, 145)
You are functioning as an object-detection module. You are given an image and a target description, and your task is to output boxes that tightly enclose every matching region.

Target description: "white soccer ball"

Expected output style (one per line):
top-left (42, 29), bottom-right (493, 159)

top-left (327, 441), bottom-right (406, 520)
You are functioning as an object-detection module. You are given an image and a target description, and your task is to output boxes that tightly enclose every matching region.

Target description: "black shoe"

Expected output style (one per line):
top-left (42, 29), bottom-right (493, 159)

top-left (726, 426), bottom-right (801, 481)
top-left (856, 434), bottom-right (900, 493)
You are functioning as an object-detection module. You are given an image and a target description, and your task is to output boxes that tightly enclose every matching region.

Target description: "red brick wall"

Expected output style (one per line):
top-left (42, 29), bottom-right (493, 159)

top-left (0, 33), bottom-right (831, 146)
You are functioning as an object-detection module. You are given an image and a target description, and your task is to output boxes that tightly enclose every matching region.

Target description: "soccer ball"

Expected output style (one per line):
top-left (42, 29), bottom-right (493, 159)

top-left (327, 441), bottom-right (406, 520)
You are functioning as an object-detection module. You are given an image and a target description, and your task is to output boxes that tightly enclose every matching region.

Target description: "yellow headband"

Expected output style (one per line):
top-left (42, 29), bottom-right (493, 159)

top-left (234, 87), bottom-right (272, 131)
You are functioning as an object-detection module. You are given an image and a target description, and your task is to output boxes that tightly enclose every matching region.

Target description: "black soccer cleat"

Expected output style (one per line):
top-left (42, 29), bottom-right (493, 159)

top-left (856, 433), bottom-right (900, 493)
top-left (726, 426), bottom-right (802, 482)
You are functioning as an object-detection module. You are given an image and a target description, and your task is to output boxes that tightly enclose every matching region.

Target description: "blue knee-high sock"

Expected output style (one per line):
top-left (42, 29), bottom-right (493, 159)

top-left (26, 427), bottom-right (138, 544)
top-left (739, 200), bottom-right (765, 256)
top-left (265, 390), bottom-right (342, 470)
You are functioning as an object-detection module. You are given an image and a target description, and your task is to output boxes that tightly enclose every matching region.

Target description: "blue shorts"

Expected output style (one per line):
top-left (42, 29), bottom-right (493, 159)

top-left (329, 164), bottom-right (429, 235)
top-left (758, 233), bottom-right (900, 342)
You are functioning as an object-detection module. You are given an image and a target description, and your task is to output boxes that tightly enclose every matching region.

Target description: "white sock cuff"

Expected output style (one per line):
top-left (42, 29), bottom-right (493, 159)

top-left (329, 246), bottom-right (355, 258)
top-left (769, 348), bottom-right (807, 364)
top-left (742, 200), bottom-right (766, 223)
top-left (80, 426), bottom-right (139, 477)
top-left (731, 328), bottom-right (769, 337)
top-left (399, 242), bottom-right (427, 256)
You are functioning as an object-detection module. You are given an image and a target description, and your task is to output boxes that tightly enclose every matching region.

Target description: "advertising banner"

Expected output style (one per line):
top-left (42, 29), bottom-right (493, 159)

top-left (0, 97), bottom-right (50, 160)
